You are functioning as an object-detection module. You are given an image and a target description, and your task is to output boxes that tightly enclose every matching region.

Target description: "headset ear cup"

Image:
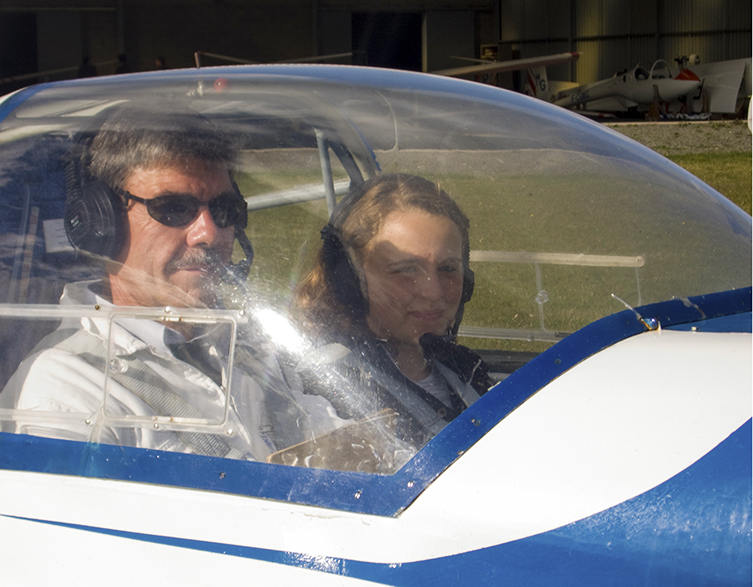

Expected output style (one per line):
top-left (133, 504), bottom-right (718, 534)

top-left (230, 179), bottom-right (248, 229)
top-left (462, 266), bottom-right (475, 304)
top-left (448, 266), bottom-right (474, 338)
top-left (65, 179), bottom-right (126, 259)
top-left (321, 225), bottom-right (367, 319)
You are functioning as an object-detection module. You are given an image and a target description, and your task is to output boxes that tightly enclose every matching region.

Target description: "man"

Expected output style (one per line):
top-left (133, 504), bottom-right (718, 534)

top-left (1, 102), bottom-right (340, 460)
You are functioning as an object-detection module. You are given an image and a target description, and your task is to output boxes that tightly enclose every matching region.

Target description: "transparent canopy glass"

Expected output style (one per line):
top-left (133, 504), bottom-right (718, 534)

top-left (0, 67), bottom-right (749, 473)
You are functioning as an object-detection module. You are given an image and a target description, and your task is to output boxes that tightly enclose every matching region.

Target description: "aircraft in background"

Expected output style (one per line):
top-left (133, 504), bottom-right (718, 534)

top-left (430, 51), bottom-right (579, 83)
top-left (526, 56), bottom-right (751, 118)
top-left (677, 56), bottom-right (752, 116)
top-left (550, 60), bottom-right (701, 110)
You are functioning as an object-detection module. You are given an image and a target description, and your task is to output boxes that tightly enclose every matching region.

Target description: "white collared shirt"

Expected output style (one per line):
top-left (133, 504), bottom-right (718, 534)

top-left (2, 280), bottom-right (343, 460)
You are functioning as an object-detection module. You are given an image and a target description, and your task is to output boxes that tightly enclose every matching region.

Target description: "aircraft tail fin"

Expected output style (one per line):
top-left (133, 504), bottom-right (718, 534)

top-left (524, 66), bottom-right (551, 102)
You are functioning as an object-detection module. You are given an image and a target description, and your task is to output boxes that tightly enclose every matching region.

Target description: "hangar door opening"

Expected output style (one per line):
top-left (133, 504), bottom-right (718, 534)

top-left (352, 12), bottom-right (422, 71)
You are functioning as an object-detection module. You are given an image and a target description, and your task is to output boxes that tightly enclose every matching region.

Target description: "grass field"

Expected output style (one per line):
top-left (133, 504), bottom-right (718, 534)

top-left (667, 151), bottom-right (752, 214)
top-left (610, 120), bottom-right (751, 215)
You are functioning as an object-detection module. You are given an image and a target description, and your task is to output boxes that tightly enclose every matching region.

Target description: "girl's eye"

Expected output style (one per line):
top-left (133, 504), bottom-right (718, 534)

top-left (392, 265), bottom-right (417, 274)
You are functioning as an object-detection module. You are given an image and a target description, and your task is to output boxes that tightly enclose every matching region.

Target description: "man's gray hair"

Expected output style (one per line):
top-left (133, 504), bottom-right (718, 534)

top-left (89, 100), bottom-right (237, 192)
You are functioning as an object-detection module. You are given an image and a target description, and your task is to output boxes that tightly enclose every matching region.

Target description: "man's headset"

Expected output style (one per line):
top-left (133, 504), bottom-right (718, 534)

top-left (63, 147), bottom-right (254, 282)
top-left (319, 177), bottom-right (475, 337)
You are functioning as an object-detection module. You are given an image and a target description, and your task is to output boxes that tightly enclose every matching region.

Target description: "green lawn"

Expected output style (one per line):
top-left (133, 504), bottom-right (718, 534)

top-left (668, 151), bottom-right (752, 215)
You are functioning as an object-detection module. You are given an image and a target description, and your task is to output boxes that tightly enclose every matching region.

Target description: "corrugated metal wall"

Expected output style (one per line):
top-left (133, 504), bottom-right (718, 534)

top-left (499, 0), bottom-right (751, 83)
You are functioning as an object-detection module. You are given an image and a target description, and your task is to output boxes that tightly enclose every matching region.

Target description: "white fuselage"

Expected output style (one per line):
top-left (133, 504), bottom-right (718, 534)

top-left (0, 328), bottom-right (749, 585)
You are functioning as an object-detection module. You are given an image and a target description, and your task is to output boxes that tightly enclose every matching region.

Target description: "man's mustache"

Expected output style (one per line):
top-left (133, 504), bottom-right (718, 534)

top-left (165, 247), bottom-right (227, 275)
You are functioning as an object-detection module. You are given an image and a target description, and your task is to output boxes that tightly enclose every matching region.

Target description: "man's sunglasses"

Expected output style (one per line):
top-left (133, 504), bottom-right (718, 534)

top-left (122, 191), bottom-right (248, 229)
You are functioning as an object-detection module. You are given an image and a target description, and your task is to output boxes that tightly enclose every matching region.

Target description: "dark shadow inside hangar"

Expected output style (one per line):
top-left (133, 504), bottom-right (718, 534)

top-left (0, 13), bottom-right (37, 92)
top-left (352, 13), bottom-right (422, 71)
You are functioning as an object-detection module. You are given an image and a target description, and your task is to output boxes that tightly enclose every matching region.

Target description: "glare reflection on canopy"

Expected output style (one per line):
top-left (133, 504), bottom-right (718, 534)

top-left (254, 307), bottom-right (306, 354)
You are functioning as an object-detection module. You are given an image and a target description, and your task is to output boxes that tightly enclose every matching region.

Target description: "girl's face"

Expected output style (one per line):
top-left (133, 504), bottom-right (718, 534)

top-left (362, 209), bottom-right (464, 348)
